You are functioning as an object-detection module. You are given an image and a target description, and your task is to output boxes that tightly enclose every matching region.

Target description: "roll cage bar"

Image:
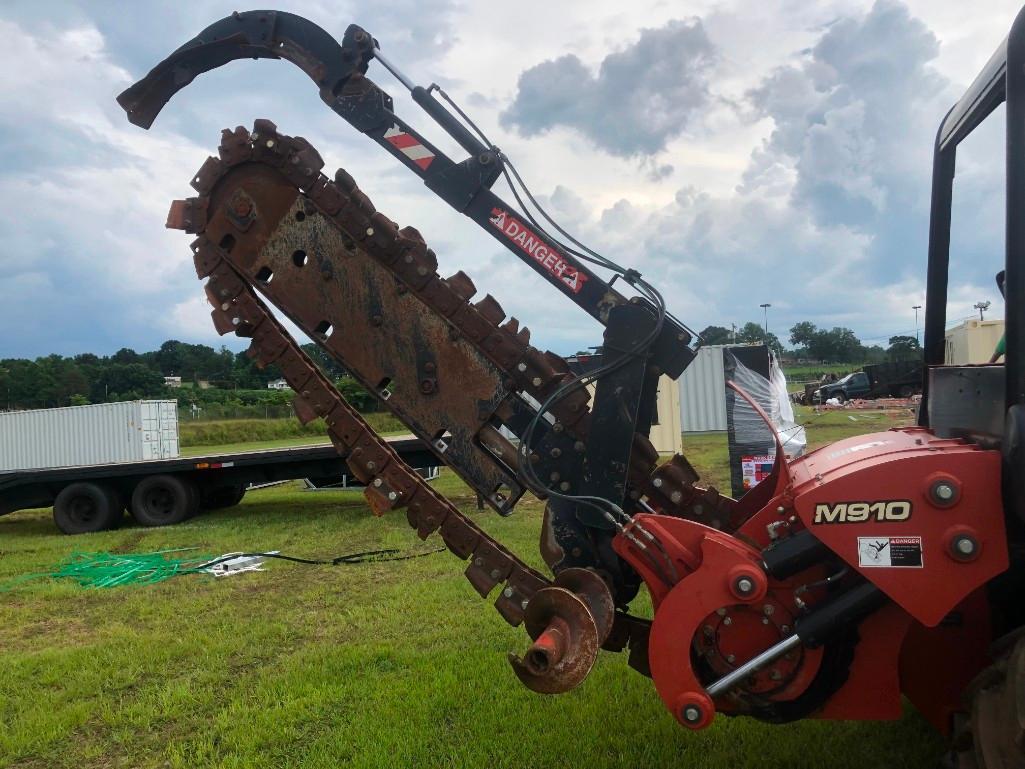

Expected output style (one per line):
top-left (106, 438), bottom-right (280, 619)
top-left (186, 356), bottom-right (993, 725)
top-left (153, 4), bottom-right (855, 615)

top-left (923, 7), bottom-right (1025, 416)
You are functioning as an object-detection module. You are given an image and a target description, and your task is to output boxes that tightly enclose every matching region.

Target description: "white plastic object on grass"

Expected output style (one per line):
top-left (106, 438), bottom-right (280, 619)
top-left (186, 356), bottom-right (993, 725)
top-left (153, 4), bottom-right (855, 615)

top-left (203, 551), bottom-right (279, 577)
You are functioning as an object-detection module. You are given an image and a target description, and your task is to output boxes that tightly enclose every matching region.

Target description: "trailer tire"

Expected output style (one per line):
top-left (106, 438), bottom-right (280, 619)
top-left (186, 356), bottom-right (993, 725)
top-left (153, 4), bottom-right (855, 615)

top-left (201, 484), bottom-right (246, 511)
top-left (131, 475), bottom-right (199, 527)
top-left (53, 482), bottom-right (122, 534)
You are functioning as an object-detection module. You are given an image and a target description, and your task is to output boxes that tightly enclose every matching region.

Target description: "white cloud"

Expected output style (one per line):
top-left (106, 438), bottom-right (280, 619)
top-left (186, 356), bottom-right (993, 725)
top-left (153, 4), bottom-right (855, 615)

top-left (0, 1), bottom-right (1018, 362)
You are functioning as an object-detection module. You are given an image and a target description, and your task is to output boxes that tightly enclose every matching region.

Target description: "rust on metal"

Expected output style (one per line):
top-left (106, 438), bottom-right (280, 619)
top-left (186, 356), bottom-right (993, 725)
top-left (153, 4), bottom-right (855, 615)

top-left (509, 586), bottom-right (599, 694)
top-left (167, 120), bottom-right (736, 687)
top-left (553, 567), bottom-right (616, 645)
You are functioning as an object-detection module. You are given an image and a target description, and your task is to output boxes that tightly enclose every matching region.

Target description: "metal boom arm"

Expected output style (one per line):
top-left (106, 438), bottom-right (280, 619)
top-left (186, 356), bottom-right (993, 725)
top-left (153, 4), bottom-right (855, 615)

top-left (117, 9), bottom-right (693, 376)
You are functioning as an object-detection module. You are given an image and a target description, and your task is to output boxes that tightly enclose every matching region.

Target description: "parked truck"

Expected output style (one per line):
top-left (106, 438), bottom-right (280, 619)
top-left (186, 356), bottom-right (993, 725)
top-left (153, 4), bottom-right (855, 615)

top-left (0, 400), bottom-right (435, 534)
top-left (812, 360), bottom-right (923, 403)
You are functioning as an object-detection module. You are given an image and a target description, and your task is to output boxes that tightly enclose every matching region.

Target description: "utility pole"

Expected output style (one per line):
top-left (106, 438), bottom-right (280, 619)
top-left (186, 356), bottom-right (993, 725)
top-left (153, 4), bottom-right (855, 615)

top-left (974, 300), bottom-right (991, 321)
top-left (731, 323), bottom-right (736, 343)
top-left (759, 303), bottom-right (771, 339)
top-left (912, 305), bottom-right (922, 344)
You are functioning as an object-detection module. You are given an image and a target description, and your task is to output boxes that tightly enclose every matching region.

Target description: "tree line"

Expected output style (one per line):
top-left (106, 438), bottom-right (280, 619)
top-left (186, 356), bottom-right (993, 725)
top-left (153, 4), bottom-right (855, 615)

top-left (0, 339), bottom-right (359, 411)
top-left (697, 322), bottom-right (922, 364)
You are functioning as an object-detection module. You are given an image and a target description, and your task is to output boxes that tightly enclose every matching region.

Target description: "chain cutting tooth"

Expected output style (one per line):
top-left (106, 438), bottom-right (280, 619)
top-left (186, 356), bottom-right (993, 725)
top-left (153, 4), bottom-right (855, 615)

top-left (446, 270), bottom-right (477, 301)
top-left (474, 295), bottom-right (506, 326)
top-left (218, 126), bottom-right (253, 165)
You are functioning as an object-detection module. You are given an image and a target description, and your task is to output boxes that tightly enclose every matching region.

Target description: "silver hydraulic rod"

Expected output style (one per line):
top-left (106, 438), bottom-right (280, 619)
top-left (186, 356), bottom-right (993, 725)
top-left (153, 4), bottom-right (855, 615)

top-left (372, 46), bottom-right (415, 92)
top-left (705, 633), bottom-right (802, 697)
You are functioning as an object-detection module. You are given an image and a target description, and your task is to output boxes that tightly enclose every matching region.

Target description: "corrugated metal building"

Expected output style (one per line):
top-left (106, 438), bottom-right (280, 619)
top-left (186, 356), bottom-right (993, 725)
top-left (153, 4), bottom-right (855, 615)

top-left (945, 318), bottom-right (1004, 364)
top-left (680, 344), bottom-right (730, 432)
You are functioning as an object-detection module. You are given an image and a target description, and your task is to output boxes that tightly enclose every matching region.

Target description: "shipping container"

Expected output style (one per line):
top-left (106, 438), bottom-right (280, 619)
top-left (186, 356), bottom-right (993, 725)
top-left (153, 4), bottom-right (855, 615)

top-left (680, 345), bottom-right (729, 432)
top-left (0, 400), bottom-right (179, 472)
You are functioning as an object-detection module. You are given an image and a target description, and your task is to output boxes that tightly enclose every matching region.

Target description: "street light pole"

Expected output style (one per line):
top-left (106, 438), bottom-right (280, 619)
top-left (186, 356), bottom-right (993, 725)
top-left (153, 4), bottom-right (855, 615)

top-left (759, 303), bottom-right (771, 340)
top-left (974, 301), bottom-right (991, 321)
top-left (912, 305), bottom-right (922, 344)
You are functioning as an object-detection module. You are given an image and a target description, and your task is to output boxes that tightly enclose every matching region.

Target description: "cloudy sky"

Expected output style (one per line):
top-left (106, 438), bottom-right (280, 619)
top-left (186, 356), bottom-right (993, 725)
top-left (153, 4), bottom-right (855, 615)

top-left (0, 0), bottom-right (1020, 360)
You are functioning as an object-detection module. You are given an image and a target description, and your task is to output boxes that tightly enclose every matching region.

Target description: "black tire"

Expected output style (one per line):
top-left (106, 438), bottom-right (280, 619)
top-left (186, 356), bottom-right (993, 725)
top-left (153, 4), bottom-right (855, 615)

top-left (835, 391), bottom-right (847, 404)
top-left (131, 475), bottom-right (199, 527)
top-left (947, 633), bottom-right (1025, 768)
top-left (899, 385), bottom-right (915, 398)
top-left (53, 482), bottom-right (122, 535)
top-left (200, 484), bottom-right (246, 511)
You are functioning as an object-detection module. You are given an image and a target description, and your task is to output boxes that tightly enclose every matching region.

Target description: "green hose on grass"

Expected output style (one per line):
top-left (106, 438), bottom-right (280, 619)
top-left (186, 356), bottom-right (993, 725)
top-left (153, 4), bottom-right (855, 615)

top-left (0, 548), bottom-right (213, 591)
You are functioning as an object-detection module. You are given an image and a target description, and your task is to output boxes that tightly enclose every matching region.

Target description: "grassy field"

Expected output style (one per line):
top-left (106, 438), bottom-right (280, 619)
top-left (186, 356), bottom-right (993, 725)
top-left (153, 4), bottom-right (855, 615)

top-left (0, 406), bottom-right (944, 768)
top-left (178, 413), bottom-right (404, 449)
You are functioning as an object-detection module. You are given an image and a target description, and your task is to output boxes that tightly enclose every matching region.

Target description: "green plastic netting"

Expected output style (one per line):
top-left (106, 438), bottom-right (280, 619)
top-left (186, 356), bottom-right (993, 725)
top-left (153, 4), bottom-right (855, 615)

top-left (1, 548), bottom-right (214, 590)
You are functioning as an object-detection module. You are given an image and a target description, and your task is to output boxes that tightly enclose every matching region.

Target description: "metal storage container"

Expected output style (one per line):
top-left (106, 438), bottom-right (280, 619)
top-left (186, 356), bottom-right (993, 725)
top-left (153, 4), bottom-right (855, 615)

top-left (0, 400), bottom-right (179, 472)
top-left (680, 345), bottom-right (729, 432)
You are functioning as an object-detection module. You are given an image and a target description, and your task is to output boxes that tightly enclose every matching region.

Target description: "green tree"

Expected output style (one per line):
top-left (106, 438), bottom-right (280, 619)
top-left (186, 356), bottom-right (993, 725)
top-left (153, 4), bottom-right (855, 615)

top-left (829, 327), bottom-right (863, 363)
top-left (887, 335), bottom-right (922, 361)
top-left (789, 321), bottom-right (818, 349)
top-left (698, 325), bottom-right (733, 345)
top-left (736, 322), bottom-right (784, 356)
top-left (335, 376), bottom-right (375, 411)
top-left (92, 364), bottom-right (167, 402)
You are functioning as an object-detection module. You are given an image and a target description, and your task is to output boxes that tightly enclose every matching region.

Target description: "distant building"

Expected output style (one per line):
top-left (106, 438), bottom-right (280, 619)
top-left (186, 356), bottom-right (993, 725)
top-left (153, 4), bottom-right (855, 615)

top-left (164, 376), bottom-right (182, 388)
top-left (565, 353), bottom-right (682, 455)
top-left (267, 378), bottom-right (291, 391)
top-left (945, 319), bottom-right (1004, 364)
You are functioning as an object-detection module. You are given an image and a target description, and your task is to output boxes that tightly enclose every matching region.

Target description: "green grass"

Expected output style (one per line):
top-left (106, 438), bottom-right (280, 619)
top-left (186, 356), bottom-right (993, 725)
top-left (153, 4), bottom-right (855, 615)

top-left (782, 363), bottom-right (859, 380)
top-left (178, 413), bottom-right (404, 449)
top-left (0, 409), bottom-right (941, 768)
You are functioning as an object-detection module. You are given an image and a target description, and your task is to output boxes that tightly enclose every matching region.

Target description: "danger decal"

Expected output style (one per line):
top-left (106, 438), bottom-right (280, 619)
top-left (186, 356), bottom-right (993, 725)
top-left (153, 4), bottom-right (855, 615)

top-left (857, 536), bottom-right (923, 568)
top-left (488, 208), bottom-right (588, 294)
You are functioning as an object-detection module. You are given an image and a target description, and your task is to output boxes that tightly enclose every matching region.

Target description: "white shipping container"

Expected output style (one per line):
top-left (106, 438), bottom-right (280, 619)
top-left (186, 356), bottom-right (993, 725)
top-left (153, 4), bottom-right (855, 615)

top-left (0, 400), bottom-right (179, 472)
top-left (680, 345), bottom-right (729, 432)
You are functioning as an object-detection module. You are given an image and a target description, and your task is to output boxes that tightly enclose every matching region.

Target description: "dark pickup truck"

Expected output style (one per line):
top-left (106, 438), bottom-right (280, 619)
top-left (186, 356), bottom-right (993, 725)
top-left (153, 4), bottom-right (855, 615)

top-left (813, 361), bottom-right (923, 403)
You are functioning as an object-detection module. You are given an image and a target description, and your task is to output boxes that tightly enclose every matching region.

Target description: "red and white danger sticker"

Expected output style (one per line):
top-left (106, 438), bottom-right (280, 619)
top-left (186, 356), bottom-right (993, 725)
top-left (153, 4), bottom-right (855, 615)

top-left (383, 125), bottom-right (435, 170)
top-left (488, 208), bottom-right (588, 294)
top-left (857, 536), bottom-right (923, 568)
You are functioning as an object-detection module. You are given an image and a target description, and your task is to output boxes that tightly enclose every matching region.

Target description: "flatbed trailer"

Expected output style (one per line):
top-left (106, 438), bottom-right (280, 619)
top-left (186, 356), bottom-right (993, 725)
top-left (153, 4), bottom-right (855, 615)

top-left (0, 436), bottom-right (436, 534)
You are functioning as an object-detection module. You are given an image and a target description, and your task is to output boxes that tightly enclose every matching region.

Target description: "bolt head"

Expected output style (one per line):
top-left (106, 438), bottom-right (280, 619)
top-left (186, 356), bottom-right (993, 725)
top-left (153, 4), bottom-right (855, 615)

top-left (670, 491), bottom-right (682, 503)
top-left (733, 576), bottom-right (755, 596)
top-left (682, 705), bottom-right (702, 724)
top-left (954, 536), bottom-right (976, 556)
top-left (933, 481), bottom-right (956, 503)
top-left (652, 478), bottom-right (663, 488)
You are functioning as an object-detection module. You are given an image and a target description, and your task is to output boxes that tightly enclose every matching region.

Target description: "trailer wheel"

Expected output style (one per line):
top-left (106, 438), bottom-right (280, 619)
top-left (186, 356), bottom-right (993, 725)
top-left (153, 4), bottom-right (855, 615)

top-left (131, 475), bottom-right (199, 527)
top-left (53, 482), bottom-right (122, 535)
top-left (201, 484), bottom-right (247, 511)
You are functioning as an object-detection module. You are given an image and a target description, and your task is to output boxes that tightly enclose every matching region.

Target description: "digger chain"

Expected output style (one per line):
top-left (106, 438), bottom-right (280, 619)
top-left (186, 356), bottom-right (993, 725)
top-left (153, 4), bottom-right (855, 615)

top-left (172, 120), bottom-right (735, 528)
top-left (175, 168), bottom-right (549, 630)
top-left (167, 120), bottom-right (735, 669)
